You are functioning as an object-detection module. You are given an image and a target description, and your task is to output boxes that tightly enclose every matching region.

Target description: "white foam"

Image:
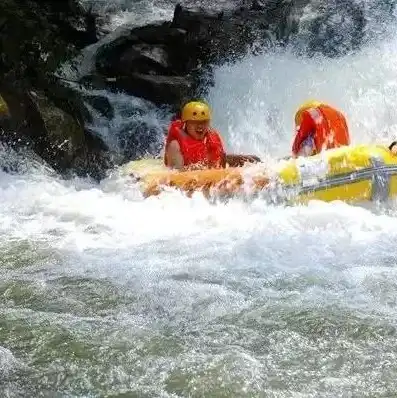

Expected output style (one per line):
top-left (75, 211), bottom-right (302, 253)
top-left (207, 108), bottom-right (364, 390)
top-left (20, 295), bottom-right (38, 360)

top-left (208, 33), bottom-right (397, 158)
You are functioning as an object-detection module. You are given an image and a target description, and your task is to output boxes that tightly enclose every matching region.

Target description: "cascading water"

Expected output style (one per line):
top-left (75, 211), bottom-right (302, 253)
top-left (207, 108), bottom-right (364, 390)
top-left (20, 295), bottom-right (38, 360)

top-left (208, 37), bottom-right (397, 157)
top-left (2, 1), bottom-right (397, 396)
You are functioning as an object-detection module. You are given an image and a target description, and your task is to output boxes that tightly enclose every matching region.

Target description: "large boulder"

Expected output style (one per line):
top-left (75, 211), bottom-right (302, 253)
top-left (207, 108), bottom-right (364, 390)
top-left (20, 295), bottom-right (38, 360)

top-left (92, 22), bottom-right (192, 109)
top-left (84, 0), bottom-right (369, 109)
top-left (0, 85), bottom-right (112, 180)
top-left (108, 74), bottom-right (193, 106)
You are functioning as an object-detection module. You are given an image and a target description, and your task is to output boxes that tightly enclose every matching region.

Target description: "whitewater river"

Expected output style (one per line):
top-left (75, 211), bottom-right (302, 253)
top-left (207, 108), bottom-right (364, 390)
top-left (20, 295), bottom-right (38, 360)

top-left (2, 0), bottom-right (397, 396)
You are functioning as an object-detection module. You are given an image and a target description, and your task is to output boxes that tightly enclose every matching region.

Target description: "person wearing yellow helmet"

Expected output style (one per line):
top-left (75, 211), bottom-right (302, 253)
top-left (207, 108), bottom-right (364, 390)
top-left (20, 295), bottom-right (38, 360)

top-left (292, 100), bottom-right (350, 157)
top-left (164, 100), bottom-right (261, 170)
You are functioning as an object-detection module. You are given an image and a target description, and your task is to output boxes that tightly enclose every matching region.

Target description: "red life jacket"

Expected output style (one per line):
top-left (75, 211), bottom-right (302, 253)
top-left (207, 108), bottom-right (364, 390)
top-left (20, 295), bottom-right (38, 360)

top-left (164, 120), bottom-right (225, 168)
top-left (292, 105), bottom-right (350, 156)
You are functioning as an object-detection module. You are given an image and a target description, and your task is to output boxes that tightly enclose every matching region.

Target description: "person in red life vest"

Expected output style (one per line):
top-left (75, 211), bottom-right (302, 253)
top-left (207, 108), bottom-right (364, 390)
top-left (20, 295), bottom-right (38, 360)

top-left (164, 101), bottom-right (261, 170)
top-left (291, 100), bottom-right (351, 157)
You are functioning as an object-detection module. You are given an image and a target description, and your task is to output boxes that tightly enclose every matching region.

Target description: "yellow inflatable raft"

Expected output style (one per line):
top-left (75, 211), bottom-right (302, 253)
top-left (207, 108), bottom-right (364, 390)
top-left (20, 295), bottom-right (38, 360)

top-left (121, 144), bottom-right (397, 204)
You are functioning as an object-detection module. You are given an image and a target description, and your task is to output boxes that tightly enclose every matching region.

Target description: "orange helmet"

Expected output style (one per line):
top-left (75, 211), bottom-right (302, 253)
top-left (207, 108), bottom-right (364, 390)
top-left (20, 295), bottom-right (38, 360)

top-left (181, 101), bottom-right (211, 122)
top-left (295, 100), bottom-right (322, 126)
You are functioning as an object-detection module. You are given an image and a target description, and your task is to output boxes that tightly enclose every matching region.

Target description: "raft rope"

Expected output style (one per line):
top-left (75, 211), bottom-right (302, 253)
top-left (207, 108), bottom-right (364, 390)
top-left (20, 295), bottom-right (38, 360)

top-left (297, 156), bottom-right (396, 201)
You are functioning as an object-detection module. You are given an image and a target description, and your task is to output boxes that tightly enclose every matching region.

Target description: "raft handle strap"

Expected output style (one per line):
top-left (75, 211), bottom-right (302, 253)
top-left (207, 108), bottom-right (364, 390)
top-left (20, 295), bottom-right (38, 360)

top-left (388, 141), bottom-right (397, 151)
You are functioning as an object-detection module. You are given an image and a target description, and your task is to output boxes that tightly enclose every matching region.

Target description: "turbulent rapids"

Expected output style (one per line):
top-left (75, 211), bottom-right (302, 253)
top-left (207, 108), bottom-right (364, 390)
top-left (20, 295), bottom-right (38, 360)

top-left (2, 0), bottom-right (397, 397)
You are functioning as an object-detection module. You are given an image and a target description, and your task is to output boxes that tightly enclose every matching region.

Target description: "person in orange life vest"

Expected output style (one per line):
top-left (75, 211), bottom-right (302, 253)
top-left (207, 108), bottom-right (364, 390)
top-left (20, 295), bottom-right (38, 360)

top-left (164, 101), bottom-right (261, 170)
top-left (291, 100), bottom-right (351, 157)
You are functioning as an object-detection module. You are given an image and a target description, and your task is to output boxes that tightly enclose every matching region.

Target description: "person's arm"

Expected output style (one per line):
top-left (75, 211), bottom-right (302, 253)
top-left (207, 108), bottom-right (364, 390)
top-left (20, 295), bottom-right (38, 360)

top-left (209, 130), bottom-right (261, 167)
top-left (224, 154), bottom-right (261, 167)
top-left (291, 112), bottom-right (316, 156)
top-left (165, 140), bottom-right (184, 169)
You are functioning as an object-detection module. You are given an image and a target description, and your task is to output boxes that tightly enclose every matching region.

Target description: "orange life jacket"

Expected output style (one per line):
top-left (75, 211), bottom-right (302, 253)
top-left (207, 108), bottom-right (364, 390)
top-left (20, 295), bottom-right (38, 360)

top-left (164, 120), bottom-right (225, 168)
top-left (292, 105), bottom-right (350, 156)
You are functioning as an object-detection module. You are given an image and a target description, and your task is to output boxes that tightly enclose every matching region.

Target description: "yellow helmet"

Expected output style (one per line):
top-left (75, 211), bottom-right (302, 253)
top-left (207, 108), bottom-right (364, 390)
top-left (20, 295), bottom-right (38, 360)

top-left (181, 101), bottom-right (211, 122)
top-left (0, 95), bottom-right (9, 115)
top-left (295, 100), bottom-right (322, 126)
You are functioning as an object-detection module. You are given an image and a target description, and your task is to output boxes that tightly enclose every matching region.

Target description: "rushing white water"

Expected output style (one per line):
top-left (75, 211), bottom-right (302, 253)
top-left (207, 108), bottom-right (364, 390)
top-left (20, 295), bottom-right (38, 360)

top-left (2, 1), bottom-right (397, 396)
top-left (208, 34), bottom-right (397, 158)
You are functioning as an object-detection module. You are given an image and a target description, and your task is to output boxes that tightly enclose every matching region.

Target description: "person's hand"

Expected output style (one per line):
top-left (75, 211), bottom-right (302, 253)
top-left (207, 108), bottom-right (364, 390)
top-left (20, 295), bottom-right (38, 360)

top-left (242, 155), bottom-right (261, 163)
top-left (225, 154), bottom-right (261, 167)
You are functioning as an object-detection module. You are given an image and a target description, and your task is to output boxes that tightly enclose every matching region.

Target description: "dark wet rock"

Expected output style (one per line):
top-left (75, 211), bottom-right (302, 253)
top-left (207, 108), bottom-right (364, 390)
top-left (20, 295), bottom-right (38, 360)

top-left (0, 0), bottom-right (115, 179)
top-left (109, 74), bottom-right (193, 107)
top-left (85, 0), bottom-right (370, 108)
top-left (0, 0), bottom-right (99, 86)
top-left (0, 85), bottom-right (112, 180)
top-left (82, 1), bottom-right (312, 107)
top-left (116, 121), bottom-right (165, 161)
top-left (84, 94), bottom-right (114, 119)
top-left (94, 22), bottom-right (188, 76)
top-left (117, 44), bottom-right (172, 76)
top-left (78, 75), bottom-right (110, 91)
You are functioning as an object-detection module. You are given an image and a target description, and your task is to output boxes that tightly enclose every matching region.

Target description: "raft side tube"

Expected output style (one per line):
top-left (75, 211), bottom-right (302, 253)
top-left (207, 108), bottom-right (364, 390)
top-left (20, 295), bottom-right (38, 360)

top-left (126, 144), bottom-right (397, 203)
